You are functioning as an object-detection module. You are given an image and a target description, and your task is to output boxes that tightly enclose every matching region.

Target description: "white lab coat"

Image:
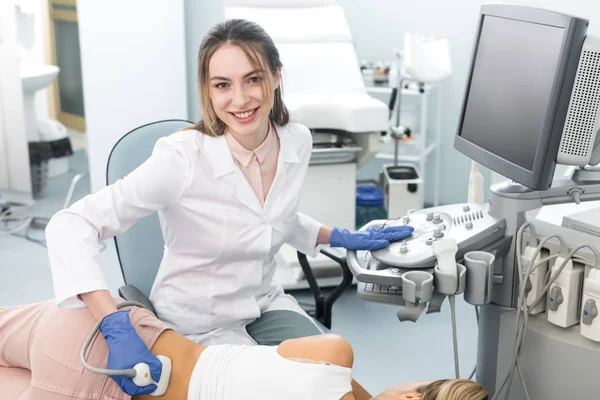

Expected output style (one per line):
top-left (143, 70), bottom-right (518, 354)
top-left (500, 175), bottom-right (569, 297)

top-left (45, 122), bottom-right (323, 345)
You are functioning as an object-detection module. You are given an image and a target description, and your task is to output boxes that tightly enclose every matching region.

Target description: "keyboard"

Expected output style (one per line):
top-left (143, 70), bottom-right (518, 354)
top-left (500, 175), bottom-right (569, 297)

top-left (357, 281), bottom-right (407, 305)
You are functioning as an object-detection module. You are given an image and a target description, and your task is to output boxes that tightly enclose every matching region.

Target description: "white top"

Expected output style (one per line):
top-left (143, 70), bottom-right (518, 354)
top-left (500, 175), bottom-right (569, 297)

top-left (45, 122), bottom-right (322, 341)
top-left (188, 344), bottom-right (353, 400)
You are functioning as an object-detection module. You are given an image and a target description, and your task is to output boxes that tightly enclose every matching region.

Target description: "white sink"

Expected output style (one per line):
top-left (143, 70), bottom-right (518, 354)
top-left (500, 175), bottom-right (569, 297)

top-left (20, 63), bottom-right (60, 94)
top-left (19, 63), bottom-right (60, 141)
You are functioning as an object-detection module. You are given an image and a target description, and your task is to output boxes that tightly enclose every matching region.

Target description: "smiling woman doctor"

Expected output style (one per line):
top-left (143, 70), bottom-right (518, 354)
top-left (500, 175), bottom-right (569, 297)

top-left (45, 19), bottom-right (413, 397)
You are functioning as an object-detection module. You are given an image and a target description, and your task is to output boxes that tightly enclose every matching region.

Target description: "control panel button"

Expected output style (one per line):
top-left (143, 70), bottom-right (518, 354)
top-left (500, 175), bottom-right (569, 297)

top-left (426, 212), bottom-right (434, 221)
top-left (463, 205), bottom-right (470, 212)
top-left (465, 221), bottom-right (473, 229)
top-left (433, 228), bottom-right (444, 238)
top-left (433, 213), bottom-right (441, 222)
top-left (400, 242), bottom-right (408, 253)
top-left (426, 238), bottom-right (434, 245)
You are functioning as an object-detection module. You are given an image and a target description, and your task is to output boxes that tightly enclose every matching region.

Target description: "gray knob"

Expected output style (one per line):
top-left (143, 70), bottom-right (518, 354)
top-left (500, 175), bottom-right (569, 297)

top-left (433, 228), bottom-right (443, 238)
top-left (426, 212), bottom-right (434, 221)
top-left (548, 286), bottom-right (564, 311)
top-left (572, 190), bottom-right (581, 205)
top-left (433, 213), bottom-right (441, 222)
top-left (426, 238), bottom-right (434, 245)
top-left (583, 299), bottom-right (598, 325)
top-left (465, 221), bottom-right (473, 229)
top-left (463, 205), bottom-right (470, 212)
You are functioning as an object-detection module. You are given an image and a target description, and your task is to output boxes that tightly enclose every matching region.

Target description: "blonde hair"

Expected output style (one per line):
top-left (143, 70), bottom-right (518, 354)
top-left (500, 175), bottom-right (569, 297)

top-left (418, 379), bottom-right (488, 400)
top-left (191, 19), bottom-right (289, 137)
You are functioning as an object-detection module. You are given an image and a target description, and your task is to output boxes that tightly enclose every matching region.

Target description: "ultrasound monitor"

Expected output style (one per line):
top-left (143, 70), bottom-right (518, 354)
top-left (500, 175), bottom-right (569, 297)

top-left (453, 4), bottom-right (600, 190)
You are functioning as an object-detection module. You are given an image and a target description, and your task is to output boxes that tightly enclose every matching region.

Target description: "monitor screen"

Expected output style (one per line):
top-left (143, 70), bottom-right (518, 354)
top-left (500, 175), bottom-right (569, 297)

top-left (459, 15), bottom-right (565, 171)
top-left (454, 5), bottom-right (589, 190)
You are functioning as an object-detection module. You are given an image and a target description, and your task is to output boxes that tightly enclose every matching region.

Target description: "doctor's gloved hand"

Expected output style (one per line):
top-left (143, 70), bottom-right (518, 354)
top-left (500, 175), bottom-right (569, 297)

top-left (329, 225), bottom-right (414, 251)
top-left (99, 310), bottom-right (163, 396)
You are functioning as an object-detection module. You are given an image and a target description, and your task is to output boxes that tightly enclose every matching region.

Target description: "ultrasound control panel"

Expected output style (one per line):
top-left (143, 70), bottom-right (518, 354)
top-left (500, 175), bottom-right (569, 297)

top-left (372, 203), bottom-right (505, 268)
top-left (346, 203), bottom-right (506, 288)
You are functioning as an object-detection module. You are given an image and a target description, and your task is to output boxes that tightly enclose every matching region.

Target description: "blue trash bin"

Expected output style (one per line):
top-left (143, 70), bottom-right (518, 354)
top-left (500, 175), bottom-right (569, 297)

top-left (356, 185), bottom-right (388, 229)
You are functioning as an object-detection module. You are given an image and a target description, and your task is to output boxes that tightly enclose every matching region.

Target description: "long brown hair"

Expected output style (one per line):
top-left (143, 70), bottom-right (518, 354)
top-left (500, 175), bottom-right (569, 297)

top-left (190, 19), bottom-right (289, 137)
top-left (418, 379), bottom-right (488, 400)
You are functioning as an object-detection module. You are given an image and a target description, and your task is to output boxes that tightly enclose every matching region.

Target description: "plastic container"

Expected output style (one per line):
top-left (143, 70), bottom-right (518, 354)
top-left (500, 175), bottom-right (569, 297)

top-left (28, 141), bottom-right (53, 199)
top-left (356, 185), bottom-right (388, 228)
top-left (380, 163), bottom-right (423, 219)
top-left (38, 119), bottom-right (72, 177)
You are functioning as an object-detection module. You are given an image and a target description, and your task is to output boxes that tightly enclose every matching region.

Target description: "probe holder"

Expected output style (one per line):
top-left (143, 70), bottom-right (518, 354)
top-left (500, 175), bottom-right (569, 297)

top-left (434, 262), bottom-right (466, 295)
top-left (402, 270), bottom-right (434, 304)
top-left (463, 251), bottom-right (495, 305)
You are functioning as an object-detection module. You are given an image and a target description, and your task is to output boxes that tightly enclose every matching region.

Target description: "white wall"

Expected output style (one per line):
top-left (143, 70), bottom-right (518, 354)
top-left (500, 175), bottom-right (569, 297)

top-left (185, 0), bottom-right (225, 123)
top-left (0, 1), bottom-right (32, 195)
top-left (77, 0), bottom-right (188, 192)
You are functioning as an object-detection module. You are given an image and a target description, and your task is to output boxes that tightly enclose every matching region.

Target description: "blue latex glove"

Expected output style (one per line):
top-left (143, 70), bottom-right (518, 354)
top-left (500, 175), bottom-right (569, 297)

top-left (99, 310), bottom-right (163, 396)
top-left (330, 225), bottom-right (414, 251)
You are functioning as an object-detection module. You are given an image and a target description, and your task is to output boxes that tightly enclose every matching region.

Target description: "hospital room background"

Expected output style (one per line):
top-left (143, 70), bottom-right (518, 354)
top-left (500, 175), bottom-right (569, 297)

top-left (2, 0), bottom-right (600, 397)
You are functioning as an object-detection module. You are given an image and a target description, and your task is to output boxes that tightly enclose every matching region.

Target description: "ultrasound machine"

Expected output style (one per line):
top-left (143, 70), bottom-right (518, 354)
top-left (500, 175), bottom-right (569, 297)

top-left (346, 4), bottom-right (600, 399)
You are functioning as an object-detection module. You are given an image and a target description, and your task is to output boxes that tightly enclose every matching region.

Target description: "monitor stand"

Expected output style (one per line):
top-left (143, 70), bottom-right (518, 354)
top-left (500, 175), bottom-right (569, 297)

top-left (567, 165), bottom-right (600, 184)
top-left (491, 166), bottom-right (600, 212)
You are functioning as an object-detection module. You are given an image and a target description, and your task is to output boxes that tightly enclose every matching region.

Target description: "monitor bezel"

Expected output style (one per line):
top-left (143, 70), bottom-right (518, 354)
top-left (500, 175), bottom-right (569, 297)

top-left (453, 4), bottom-right (588, 190)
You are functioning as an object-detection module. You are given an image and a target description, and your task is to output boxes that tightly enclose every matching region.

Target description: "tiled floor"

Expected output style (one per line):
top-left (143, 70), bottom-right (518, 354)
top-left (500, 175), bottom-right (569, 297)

top-left (67, 127), bottom-right (86, 152)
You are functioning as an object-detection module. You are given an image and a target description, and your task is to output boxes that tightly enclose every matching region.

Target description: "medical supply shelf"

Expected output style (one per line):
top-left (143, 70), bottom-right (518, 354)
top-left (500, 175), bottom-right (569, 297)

top-left (367, 83), bottom-right (442, 208)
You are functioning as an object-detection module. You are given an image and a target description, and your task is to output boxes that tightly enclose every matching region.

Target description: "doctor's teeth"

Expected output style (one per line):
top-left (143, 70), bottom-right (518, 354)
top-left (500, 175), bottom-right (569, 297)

top-left (234, 109), bottom-right (255, 118)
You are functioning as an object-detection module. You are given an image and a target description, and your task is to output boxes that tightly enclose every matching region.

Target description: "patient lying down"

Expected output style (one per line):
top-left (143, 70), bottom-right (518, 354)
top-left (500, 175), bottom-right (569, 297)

top-left (0, 300), bottom-right (488, 400)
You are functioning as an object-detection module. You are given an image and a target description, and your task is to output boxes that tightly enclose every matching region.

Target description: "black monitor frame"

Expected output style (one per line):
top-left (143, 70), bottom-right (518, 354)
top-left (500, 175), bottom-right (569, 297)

top-left (454, 4), bottom-right (588, 190)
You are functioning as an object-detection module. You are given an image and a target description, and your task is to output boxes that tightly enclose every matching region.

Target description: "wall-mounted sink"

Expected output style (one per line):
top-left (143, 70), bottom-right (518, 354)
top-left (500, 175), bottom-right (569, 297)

top-left (19, 63), bottom-right (60, 141)
top-left (20, 63), bottom-right (59, 94)
top-left (21, 63), bottom-right (60, 95)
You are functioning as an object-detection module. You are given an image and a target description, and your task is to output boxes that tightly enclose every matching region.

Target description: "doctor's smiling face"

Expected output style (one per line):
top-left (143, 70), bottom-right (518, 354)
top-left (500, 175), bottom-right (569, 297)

top-left (193, 19), bottom-right (290, 144)
top-left (208, 43), bottom-right (279, 144)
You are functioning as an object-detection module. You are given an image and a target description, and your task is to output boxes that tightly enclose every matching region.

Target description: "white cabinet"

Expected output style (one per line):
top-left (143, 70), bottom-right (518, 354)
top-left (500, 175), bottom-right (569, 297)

top-left (368, 83), bottom-right (442, 208)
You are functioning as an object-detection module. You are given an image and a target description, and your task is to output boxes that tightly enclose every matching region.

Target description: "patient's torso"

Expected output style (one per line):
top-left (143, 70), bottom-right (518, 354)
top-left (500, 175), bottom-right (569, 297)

top-left (135, 329), bottom-right (205, 400)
